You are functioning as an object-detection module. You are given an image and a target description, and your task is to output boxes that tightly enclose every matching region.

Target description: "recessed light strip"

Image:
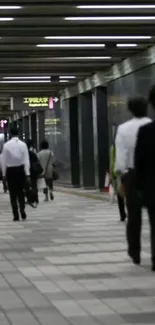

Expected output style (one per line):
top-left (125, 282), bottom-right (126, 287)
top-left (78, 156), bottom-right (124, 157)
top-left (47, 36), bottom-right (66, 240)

top-left (59, 80), bottom-right (70, 83)
top-left (45, 36), bottom-right (151, 40)
top-left (77, 5), bottom-right (155, 9)
top-left (0, 6), bottom-right (21, 9)
top-left (0, 18), bottom-right (14, 21)
top-left (65, 16), bottom-right (155, 21)
top-left (117, 43), bottom-right (137, 47)
top-left (48, 56), bottom-right (112, 60)
top-left (3, 76), bottom-right (51, 80)
top-left (37, 44), bottom-right (105, 48)
top-left (59, 76), bottom-right (76, 79)
top-left (0, 80), bottom-right (51, 84)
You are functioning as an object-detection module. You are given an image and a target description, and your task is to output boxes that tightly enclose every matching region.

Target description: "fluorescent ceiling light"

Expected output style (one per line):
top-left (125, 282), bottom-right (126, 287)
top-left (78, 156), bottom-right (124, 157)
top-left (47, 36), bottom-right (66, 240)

top-left (0, 18), bottom-right (14, 21)
top-left (59, 76), bottom-right (76, 79)
top-left (77, 5), bottom-right (155, 9)
top-left (50, 56), bottom-right (112, 60)
top-left (117, 43), bottom-right (137, 47)
top-left (59, 80), bottom-right (70, 83)
top-left (45, 36), bottom-right (151, 40)
top-left (3, 76), bottom-right (51, 80)
top-left (64, 16), bottom-right (155, 21)
top-left (0, 6), bottom-right (21, 9)
top-left (37, 44), bottom-right (105, 48)
top-left (0, 80), bottom-right (51, 84)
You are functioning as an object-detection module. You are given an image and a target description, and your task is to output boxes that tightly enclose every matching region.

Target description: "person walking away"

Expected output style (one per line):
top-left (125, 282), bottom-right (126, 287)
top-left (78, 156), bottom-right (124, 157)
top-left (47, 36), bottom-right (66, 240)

top-left (26, 139), bottom-right (37, 154)
top-left (38, 140), bottom-right (54, 201)
top-left (2, 127), bottom-right (30, 221)
top-left (0, 152), bottom-right (7, 193)
top-left (115, 98), bottom-right (151, 265)
top-left (110, 143), bottom-right (126, 221)
top-left (26, 139), bottom-right (42, 207)
top-left (135, 86), bottom-right (155, 271)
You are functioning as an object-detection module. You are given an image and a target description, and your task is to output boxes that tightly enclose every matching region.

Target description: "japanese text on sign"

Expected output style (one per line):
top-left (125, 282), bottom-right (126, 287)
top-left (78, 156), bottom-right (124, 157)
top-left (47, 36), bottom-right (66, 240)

top-left (23, 97), bottom-right (49, 107)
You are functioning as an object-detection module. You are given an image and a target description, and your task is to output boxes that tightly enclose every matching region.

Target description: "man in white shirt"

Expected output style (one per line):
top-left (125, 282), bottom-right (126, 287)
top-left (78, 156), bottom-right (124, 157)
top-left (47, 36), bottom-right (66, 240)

top-left (115, 98), bottom-right (151, 265)
top-left (2, 127), bottom-right (30, 221)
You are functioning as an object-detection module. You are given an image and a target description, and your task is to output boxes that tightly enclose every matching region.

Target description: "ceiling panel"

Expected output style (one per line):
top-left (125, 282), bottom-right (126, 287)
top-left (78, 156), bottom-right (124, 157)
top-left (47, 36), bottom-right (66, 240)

top-left (0, 1), bottom-right (154, 110)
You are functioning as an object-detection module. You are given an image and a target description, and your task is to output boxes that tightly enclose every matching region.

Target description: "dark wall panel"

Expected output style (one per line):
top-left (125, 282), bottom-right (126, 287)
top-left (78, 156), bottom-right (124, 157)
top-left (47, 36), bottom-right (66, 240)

top-left (95, 87), bottom-right (109, 190)
top-left (107, 64), bottom-right (155, 144)
top-left (69, 97), bottom-right (80, 187)
top-left (79, 92), bottom-right (95, 189)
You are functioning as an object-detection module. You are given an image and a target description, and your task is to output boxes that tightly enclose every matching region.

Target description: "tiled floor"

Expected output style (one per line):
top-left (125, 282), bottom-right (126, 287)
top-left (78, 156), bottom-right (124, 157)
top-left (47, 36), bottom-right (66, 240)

top-left (0, 190), bottom-right (154, 325)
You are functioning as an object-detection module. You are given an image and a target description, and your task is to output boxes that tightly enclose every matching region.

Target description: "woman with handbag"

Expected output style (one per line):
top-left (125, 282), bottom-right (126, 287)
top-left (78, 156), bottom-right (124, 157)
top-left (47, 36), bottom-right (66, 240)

top-left (38, 140), bottom-right (55, 202)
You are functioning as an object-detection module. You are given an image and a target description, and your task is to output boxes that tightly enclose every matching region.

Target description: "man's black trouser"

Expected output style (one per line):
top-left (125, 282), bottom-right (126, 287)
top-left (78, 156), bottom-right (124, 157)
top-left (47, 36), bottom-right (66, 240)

top-left (123, 170), bottom-right (155, 264)
top-left (123, 170), bottom-right (142, 258)
top-left (117, 193), bottom-right (126, 221)
top-left (6, 165), bottom-right (25, 219)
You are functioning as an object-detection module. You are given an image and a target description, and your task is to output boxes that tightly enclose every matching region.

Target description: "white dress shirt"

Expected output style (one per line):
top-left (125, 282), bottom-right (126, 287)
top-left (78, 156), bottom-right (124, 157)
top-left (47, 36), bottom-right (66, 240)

top-left (2, 137), bottom-right (30, 177)
top-left (115, 117), bottom-right (151, 174)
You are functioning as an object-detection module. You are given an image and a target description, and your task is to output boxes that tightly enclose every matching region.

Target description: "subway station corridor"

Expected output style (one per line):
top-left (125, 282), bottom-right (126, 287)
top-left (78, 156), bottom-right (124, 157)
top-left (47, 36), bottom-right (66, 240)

top-left (0, 190), bottom-right (154, 325)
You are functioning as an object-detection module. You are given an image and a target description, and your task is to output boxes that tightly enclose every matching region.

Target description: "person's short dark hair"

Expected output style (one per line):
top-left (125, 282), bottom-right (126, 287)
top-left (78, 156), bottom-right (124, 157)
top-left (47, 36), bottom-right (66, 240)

top-left (149, 85), bottom-right (155, 109)
top-left (10, 127), bottom-right (19, 137)
top-left (40, 140), bottom-right (49, 150)
top-left (26, 139), bottom-right (34, 149)
top-left (128, 97), bottom-right (148, 118)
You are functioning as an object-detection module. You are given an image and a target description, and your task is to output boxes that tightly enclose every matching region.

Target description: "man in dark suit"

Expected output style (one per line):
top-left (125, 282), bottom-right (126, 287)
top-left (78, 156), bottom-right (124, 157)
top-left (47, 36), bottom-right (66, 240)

top-left (135, 86), bottom-right (155, 271)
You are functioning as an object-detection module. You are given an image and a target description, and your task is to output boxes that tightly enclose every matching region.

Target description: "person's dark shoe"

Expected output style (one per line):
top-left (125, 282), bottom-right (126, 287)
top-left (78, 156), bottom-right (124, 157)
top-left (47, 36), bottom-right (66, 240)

top-left (13, 217), bottom-right (19, 222)
top-left (132, 256), bottom-right (141, 265)
top-left (21, 211), bottom-right (27, 221)
top-left (50, 192), bottom-right (54, 201)
top-left (128, 251), bottom-right (141, 265)
top-left (120, 215), bottom-right (127, 222)
top-left (152, 264), bottom-right (155, 272)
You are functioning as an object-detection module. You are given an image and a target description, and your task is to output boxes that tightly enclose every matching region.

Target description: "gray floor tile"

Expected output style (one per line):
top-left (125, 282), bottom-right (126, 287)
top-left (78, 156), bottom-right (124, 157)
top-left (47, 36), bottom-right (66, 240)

top-left (122, 313), bottom-right (155, 323)
top-left (0, 190), bottom-right (153, 325)
top-left (7, 311), bottom-right (40, 325)
top-left (69, 316), bottom-right (101, 325)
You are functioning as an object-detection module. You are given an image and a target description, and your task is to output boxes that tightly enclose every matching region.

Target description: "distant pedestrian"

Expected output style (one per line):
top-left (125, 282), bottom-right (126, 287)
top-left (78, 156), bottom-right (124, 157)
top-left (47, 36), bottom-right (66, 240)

top-left (26, 139), bottom-right (37, 154)
top-left (38, 140), bottom-right (54, 202)
top-left (26, 139), bottom-right (43, 207)
top-left (2, 127), bottom-right (30, 221)
top-left (0, 153), bottom-right (7, 193)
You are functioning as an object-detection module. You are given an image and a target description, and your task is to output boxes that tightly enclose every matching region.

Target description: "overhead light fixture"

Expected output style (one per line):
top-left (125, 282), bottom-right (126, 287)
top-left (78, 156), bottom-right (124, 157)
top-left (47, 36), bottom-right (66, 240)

top-left (45, 36), bottom-right (151, 40)
top-left (0, 6), bottom-right (21, 9)
top-left (64, 16), bottom-right (155, 21)
top-left (0, 18), bottom-right (14, 21)
top-left (59, 76), bottom-right (76, 79)
top-left (3, 76), bottom-right (51, 80)
top-left (37, 43), bottom-right (105, 48)
top-left (77, 5), bottom-right (155, 9)
top-left (59, 80), bottom-right (70, 83)
top-left (116, 43), bottom-right (137, 47)
top-left (0, 80), bottom-right (51, 84)
top-left (49, 56), bottom-right (112, 60)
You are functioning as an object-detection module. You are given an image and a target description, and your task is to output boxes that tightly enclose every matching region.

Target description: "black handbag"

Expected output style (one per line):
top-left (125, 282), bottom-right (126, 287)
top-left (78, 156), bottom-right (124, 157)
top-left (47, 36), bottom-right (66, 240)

top-left (25, 183), bottom-right (37, 208)
top-left (52, 168), bottom-right (59, 181)
top-left (30, 151), bottom-right (43, 177)
top-left (31, 160), bottom-right (43, 177)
